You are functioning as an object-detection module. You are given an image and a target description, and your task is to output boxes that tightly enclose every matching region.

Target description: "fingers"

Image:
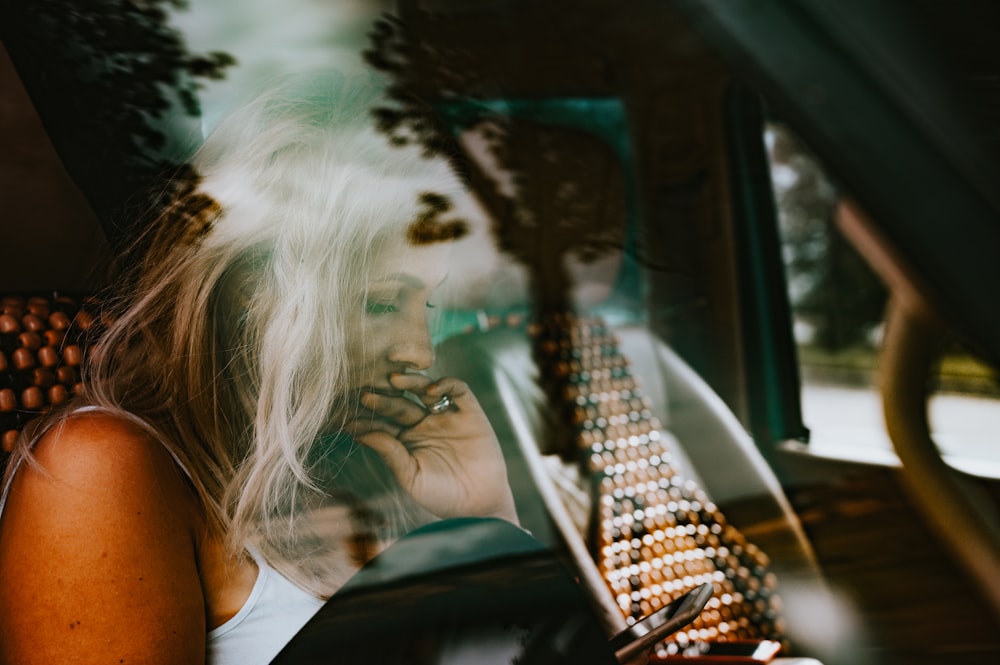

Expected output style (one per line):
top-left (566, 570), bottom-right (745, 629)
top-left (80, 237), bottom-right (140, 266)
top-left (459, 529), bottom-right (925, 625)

top-left (387, 372), bottom-right (434, 395)
top-left (350, 429), bottom-right (417, 488)
top-left (342, 415), bottom-right (402, 440)
top-left (351, 374), bottom-right (475, 436)
top-left (422, 377), bottom-right (469, 400)
top-left (359, 392), bottom-right (427, 427)
top-left (388, 373), bottom-right (471, 409)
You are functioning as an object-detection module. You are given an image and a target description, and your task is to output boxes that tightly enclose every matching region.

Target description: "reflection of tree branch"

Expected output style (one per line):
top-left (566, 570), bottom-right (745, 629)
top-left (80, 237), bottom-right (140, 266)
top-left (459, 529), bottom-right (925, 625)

top-left (363, 13), bottom-right (518, 253)
top-left (0, 0), bottom-right (235, 249)
top-left (364, 11), bottom-right (634, 315)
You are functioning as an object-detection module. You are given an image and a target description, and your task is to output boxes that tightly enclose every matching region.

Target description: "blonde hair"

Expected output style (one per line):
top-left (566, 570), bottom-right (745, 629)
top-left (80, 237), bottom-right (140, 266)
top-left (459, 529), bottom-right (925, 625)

top-left (8, 73), bottom-right (465, 595)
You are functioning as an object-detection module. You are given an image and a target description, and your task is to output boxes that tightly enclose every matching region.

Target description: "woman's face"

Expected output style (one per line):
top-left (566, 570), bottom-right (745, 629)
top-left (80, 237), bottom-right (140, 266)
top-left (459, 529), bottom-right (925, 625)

top-left (346, 242), bottom-right (450, 395)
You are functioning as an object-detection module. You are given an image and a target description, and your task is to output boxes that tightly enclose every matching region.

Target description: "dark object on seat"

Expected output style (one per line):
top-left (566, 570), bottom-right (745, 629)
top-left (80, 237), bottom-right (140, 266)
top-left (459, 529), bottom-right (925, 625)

top-left (270, 517), bottom-right (620, 665)
top-left (0, 294), bottom-right (99, 453)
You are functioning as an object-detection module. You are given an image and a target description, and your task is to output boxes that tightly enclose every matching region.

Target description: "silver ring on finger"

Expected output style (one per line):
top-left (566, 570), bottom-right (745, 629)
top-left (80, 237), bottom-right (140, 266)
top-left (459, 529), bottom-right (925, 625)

top-left (428, 394), bottom-right (454, 414)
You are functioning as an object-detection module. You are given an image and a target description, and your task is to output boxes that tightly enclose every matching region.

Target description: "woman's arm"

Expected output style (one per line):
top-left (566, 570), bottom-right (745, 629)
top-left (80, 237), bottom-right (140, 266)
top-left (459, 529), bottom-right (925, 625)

top-left (0, 412), bottom-right (207, 665)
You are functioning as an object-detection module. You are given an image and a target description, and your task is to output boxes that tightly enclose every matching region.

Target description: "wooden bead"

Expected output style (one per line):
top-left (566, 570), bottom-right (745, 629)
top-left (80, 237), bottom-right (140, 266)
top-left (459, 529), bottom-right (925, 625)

top-left (0, 351), bottom-right (6, 372)
top-left (21, 314), bottom-right (45, 332)
top-left (63, 344), bottom-right (83, 367)
top-left (0, 388), bottom-right (16, 411)
top-left (48, 384), bottom-right (69, 406)
top-left (26, 302), bottom-right (50, 318)
top-left (21, 386), bottom-right (44, 410)
top-left (12, 347), bottom-right (35, 371)
top-left (37, 346), bottom-right (59, 368)
top-left (49, 311), bottom-right (71, 331)
top-left (44, 329), bottom-right (65, 347)
top-left (31, 368), bottom-right (56, 388)
top-left (18, 331), bottom-right (41, 351)
top-left (57, 365), bottom-right (78, 385)
top-left (0, 314), bottom-right (19, 334)
top-left (2, 429), bottom-right (18, 453)
top-left (73, 310), bottom-right (95, 331)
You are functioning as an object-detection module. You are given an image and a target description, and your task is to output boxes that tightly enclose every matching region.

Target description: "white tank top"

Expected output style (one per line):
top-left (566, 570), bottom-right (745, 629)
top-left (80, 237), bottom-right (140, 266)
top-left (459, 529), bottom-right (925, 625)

top-left (207, 549), bottom-right (324, 665)
top-left (0, 407), bottom-right (325, 664)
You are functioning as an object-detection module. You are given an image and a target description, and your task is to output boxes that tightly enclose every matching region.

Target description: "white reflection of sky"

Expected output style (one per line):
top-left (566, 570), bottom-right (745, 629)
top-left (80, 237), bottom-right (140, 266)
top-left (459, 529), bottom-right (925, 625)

top-left (169, 0), bottom-right (393, 134)
top-left (162, 0), bottom-right (525, 309)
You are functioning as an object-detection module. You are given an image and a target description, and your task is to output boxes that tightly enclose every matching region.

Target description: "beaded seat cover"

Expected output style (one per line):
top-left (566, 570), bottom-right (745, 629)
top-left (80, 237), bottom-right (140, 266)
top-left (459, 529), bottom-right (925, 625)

top-left (532, 313), bottom-right (784, 655)
top-left (0, 294), bottom-right (98, 453)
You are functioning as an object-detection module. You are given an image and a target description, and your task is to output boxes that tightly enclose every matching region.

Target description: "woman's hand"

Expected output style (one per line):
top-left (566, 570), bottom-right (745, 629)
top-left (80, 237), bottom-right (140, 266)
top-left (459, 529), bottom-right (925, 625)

top-left (345, 373), bottom-right (518, 524)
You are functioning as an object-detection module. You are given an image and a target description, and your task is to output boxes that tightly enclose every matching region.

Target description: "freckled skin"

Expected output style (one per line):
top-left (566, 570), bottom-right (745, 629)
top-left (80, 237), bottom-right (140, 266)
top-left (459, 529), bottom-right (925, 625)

top-left (0, 413), bottom-right (212, 664)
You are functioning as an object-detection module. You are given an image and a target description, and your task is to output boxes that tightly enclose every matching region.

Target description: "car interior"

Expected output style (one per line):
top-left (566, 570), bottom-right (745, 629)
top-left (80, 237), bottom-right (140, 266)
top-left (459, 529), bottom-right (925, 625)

top-left (2, 1), bottom-right (1000, 664)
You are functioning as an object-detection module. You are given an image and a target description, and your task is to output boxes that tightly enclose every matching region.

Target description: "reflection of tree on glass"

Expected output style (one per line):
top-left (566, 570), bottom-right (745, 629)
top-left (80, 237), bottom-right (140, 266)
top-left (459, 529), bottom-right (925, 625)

top-left (0, 0), bottom-right (236, 250)
top-left (0, 75), bottom-right (517, 665)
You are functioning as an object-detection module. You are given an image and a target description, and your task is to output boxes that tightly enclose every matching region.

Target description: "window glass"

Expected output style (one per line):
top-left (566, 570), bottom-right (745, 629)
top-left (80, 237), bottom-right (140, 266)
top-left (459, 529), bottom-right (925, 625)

top-left (766, 122), bottom-right (1000, 475)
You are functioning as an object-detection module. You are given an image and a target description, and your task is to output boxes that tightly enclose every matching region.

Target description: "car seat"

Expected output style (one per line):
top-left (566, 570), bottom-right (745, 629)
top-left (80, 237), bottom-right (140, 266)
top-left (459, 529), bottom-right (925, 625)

top-left (434, 319), bottom-right (867, 664)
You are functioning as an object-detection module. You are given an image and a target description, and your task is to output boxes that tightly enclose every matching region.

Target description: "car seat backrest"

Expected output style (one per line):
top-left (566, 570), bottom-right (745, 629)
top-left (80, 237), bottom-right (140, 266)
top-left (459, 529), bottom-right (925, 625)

top-left (435, 325), bottom-right (628, 632)
top-left (0, 294), bottom-right (98, 454)
top-left (616, 326), bottom-right (803, 516)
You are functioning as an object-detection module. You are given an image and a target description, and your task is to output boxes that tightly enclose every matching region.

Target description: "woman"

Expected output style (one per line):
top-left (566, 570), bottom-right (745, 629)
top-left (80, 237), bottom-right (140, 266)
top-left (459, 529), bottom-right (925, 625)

top-left (0, 75), bottom-right (518, 664)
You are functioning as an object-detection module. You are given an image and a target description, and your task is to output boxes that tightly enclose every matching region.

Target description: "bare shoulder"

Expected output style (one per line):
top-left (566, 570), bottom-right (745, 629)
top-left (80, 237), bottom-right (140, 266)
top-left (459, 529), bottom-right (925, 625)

top-left (0, 411), bottom-right (207, 665)
top-left (27, 410), bottom-right (190, 487)
top-left (10, 411), bottom-right (199, 530)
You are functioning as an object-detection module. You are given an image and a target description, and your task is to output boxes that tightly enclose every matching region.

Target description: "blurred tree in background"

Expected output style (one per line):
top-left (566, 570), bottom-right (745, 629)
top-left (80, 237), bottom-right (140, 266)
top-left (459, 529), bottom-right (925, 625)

top-left (768, 124), bottom-right (888, 352)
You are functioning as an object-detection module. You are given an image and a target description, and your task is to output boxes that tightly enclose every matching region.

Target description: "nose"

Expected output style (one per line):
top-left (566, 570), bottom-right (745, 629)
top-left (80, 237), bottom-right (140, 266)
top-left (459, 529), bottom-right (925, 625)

top-left (386, 319), bottom-right (435, 371)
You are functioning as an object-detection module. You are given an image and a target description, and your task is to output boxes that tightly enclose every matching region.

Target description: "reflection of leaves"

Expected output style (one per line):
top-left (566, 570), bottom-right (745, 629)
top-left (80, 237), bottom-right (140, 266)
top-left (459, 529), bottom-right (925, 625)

top-left (0, 0), bottom-right (235, 250)
top-left (364, 13), bottom-right (627, 314)
top-left (487, 121), bottom-right (626, 268)
top-left (407, 192), bottom-right (470, 245)
top-left (364, 14), bottom-right (484, 161)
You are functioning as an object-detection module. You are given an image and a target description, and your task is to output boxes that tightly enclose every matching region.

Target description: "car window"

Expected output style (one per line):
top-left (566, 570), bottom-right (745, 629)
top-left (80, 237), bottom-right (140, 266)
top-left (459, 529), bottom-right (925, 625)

top-left (4, 2), bottom-right (1000, 665)
top-left (767, 121), bottom-right (1000, 476)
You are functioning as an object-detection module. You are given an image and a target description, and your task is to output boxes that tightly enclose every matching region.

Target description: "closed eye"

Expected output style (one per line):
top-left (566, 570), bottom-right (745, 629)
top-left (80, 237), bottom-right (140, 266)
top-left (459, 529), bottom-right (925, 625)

top-left (365, 301), bottom-right (399, 314)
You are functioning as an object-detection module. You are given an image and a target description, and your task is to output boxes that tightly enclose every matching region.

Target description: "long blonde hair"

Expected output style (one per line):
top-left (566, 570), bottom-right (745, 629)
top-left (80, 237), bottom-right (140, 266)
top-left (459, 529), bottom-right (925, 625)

top-left (8, 73), bottom-right (465, 595)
